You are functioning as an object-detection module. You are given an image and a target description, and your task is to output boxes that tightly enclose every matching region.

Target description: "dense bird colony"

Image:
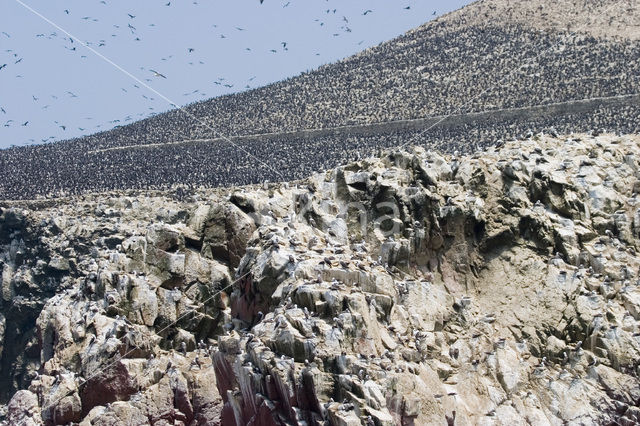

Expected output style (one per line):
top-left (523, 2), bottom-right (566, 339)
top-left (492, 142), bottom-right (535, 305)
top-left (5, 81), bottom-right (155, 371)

top-left (1, 103), bottom-right (638, 200)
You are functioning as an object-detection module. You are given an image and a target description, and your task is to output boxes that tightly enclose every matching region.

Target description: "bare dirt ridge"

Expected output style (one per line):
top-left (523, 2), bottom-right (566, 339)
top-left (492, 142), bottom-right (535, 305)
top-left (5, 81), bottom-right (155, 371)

top-left (436, 0), bottom-right (640, 40)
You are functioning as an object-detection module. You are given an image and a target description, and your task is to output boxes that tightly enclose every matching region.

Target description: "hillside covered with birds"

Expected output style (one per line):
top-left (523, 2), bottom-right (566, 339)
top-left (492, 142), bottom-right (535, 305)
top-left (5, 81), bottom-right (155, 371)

top-left (1, 0), bottom-right (639, 199)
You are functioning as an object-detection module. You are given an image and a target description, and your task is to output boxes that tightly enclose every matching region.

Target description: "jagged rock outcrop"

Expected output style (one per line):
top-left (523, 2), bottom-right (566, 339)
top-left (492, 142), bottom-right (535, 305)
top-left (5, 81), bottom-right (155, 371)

top-left (2, 133), bottom-right (640, 425)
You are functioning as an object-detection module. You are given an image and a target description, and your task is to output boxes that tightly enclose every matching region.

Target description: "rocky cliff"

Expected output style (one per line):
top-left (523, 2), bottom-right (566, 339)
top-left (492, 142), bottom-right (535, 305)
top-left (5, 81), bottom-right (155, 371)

top-left (2, 132), bottom-right (640, 425)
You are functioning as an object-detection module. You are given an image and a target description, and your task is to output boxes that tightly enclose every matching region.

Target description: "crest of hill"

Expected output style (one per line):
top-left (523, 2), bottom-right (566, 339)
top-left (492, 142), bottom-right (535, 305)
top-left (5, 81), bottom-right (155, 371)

top-left (436, 0), bottom-right (640, 40)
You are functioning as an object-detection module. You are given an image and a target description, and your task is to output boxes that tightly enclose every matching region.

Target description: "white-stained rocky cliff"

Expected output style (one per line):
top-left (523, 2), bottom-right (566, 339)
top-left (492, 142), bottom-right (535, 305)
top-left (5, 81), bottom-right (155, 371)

top-left (2, 132), bottom-right (640, 425)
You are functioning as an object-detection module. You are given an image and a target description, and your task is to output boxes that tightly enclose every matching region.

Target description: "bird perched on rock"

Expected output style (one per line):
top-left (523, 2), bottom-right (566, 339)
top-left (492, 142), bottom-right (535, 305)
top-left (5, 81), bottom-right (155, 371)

top-left (146, 354), bottom-right (155, 368)
top-left (190, 356), bottom-right (202, 370)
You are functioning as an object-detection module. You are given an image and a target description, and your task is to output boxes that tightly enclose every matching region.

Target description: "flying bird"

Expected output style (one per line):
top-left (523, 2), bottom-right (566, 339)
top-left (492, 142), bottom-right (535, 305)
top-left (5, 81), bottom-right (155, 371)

top-left (363, 10), bottom-right (372, 15)
top-left (127, 13), bottom-right (135, 19)
top-left (1, 32), bottom-right (10, 38)
top-left (0, 64), bottom-right (6, 70)
top-left (22, 121), bottom-right (29, 126)
top-left (150, 69), bottom-right (167, 78)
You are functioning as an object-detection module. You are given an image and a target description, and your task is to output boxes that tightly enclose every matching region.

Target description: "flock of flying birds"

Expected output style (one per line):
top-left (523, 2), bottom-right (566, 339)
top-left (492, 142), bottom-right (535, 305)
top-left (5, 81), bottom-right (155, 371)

top-left (1, 1), bottom-right (437, 146)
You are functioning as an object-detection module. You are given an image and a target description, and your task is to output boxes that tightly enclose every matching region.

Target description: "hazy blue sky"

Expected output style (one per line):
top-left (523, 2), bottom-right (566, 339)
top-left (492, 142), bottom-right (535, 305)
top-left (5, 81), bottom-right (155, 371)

top-left (0, 0), bottom-right (472, 149)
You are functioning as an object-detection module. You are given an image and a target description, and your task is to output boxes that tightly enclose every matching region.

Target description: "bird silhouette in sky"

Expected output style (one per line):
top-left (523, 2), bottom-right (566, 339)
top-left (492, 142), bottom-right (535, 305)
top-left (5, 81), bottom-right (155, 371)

top-left (150, 69), bottom-right (167, 78)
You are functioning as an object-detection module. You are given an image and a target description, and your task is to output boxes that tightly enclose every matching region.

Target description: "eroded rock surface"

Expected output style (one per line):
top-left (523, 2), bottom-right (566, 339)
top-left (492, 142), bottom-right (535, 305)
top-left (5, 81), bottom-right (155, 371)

top-left (2, 133), bottom-right (640, 425)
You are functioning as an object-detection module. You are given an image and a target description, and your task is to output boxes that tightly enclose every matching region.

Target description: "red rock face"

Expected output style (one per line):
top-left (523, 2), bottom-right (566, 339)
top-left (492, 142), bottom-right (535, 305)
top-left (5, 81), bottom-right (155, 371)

top-left (80, 362), bottom-right (138, 416)
top-left (231, 274), bottom-right (256, 322)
